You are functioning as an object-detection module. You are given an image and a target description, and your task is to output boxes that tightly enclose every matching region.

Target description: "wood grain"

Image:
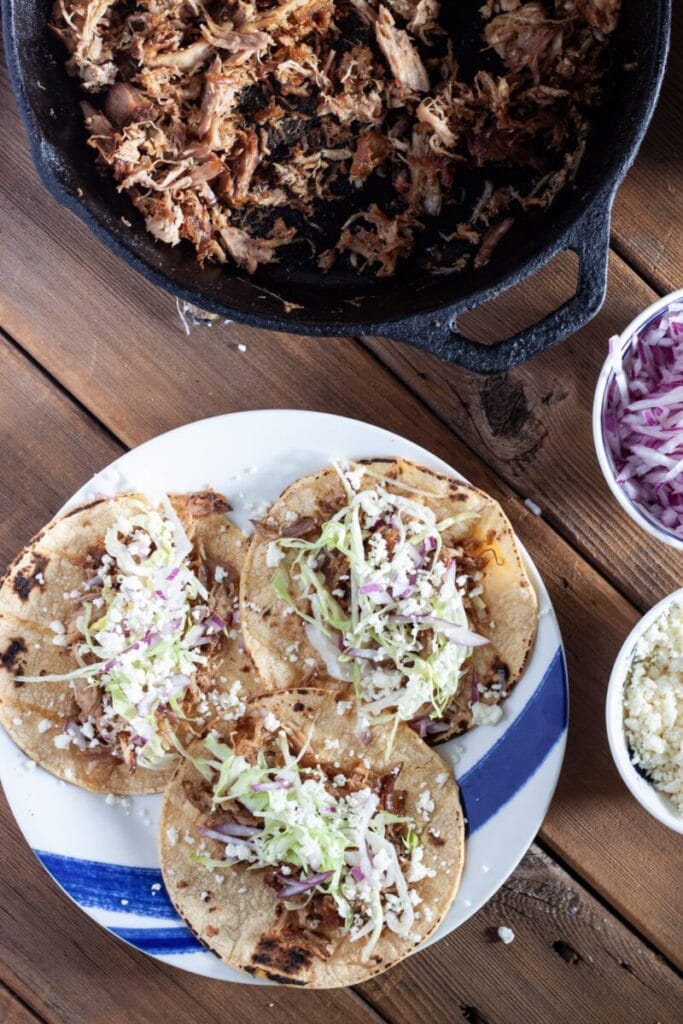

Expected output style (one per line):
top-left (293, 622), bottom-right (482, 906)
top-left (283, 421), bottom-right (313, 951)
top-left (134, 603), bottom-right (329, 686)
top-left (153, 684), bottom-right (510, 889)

top-left (0, 335), bottom-right (123, 566)
top-left (359, 845), bottom-right (683, 1024)
top-left (1, 19), bottom-right (682, 1018)
top-left (0, 791), bottom-right (384, 1024)
top-left (364, 252), bottom-right (681, 614)
top-left (0, 984), bottom-right (45, 1024)
top-left (611, 2), bottom-right (682, 295)
top-left (0, 337), bottom-right (384, 1024)
top-left (0, 181), bottom-right (682, 965)
top-left (1, 346), bottom-right (679, 1024)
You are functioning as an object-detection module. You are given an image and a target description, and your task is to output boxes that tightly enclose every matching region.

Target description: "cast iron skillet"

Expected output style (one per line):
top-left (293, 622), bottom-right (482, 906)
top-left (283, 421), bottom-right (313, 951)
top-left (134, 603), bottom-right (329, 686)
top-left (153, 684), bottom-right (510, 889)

top-left (3, 0), bottom-right (672, 373)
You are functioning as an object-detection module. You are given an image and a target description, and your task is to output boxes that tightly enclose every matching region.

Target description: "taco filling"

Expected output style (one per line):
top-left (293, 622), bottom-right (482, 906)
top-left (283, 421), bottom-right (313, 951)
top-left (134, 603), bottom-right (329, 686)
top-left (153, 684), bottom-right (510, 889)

top-left (187, 719), bottom-right (430, 962)
top-left (271, 462), bottom-right (491, 731)
top-left (16, 495), bottom-right (237, 772)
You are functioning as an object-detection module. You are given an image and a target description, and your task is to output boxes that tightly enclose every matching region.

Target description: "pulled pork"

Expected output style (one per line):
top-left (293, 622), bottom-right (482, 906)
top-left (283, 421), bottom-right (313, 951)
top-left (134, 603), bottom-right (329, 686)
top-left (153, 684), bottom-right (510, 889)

top-left (52, 0), bottom-right (619, 277)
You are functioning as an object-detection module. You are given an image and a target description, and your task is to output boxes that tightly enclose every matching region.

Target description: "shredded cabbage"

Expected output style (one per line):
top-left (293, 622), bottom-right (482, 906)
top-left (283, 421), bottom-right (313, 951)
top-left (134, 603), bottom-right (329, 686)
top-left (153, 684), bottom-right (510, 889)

top-left (197, 729), bottom-right (423, 960)
top-left (274, 462), bottom-right (488, 724)
top-left (18, 497), bottom-right (217, 768)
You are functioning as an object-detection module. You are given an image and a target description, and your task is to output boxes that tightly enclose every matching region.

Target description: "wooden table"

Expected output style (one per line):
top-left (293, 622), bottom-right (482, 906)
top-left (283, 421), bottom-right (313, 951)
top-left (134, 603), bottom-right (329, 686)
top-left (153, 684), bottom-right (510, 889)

top-left (1, 10), bottom-right (682, 1022)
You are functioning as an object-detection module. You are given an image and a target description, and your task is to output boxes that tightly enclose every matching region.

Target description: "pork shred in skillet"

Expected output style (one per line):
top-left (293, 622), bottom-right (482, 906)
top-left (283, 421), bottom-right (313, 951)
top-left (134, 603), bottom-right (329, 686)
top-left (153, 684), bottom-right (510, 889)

top-left (51, 0), bottom-right (620, 277)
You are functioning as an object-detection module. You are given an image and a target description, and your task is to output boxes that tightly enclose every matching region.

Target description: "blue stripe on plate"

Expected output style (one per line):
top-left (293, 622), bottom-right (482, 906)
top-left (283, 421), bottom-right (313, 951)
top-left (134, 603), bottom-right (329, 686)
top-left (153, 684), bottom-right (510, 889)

top-left (112, 926), bottom-right (203, 954)
top-left (34, 646), bottom-right (566, 955)
top-left (459, 647), bottom-right (567, 835)
top-left (34, 851), bottom-right (176, 918)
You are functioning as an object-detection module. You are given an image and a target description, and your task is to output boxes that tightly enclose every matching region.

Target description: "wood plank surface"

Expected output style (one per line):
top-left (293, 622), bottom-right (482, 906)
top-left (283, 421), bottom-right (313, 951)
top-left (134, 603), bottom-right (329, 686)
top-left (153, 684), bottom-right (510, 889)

top-left (0, 984), bottom-right (45, 1024)
top-left (0, 792), bottom-right (382, 1024)
top-left (0, 338), bottom-right (384, 1024)
top-left (360, 845), bottom-right (683, 1024)
top-left (0, 337), bottom-right (123, 566)
top-left (2, 342), bottom-right (681, 1023)
top-left (0, 170), bottom-right (681, 965)
top-left (611, 2), bottom-right (682, 295)
top-left (364, 252), bottom-right (681, 614)
top-left (1, 16), bottom-right (682, 1022)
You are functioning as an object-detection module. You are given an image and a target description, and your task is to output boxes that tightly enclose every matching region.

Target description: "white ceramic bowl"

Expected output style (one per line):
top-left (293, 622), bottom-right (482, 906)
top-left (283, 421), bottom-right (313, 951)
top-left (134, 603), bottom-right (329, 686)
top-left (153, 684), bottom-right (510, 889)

top-left (606, 587), bottom-right (683, 833)
top-left (592, 287), bottom-right (683, 552)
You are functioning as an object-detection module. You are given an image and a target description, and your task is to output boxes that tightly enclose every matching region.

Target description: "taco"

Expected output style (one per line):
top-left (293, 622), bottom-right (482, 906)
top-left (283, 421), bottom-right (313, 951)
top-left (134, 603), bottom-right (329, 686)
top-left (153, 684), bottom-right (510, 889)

top-left (0, 491), bottom-right (256, 793)
top-left (159, 689), bottom-right (464, 987)
top-left (240, 458), bottom-right (537, 742)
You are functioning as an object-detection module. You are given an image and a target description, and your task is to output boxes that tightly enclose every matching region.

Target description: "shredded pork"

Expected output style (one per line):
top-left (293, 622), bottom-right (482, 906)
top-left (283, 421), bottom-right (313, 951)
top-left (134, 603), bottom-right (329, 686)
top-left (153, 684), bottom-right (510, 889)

top-left (52, 0), bottom-right (619, 277)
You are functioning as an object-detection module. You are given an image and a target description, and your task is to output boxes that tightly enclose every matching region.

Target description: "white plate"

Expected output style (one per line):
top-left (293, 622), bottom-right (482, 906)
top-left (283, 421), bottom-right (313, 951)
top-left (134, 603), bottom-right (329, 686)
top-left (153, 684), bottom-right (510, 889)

top-left (0, 411), bottom-right (568, 981)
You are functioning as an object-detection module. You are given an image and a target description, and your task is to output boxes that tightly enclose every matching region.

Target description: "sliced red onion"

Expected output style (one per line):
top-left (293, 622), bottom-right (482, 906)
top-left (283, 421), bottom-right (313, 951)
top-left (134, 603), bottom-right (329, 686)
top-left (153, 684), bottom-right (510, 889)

top-left (360, 582), bottom-right (385, 595)
top-left (251, 779), bottom-right (292, 792)
top-left (470, 670), bottom-right (479, 706)
top-left (412, 716), bottom-right (450, 737)
top-left (344, 647), bottom-right (386, 662)
top-left (198, 827), bottom-right (253, 845)
top-left (425, 719), bottom-right (451, 735)
top-left (604, 310), bottom-right (683, 537)
top-left (186, 624), bottom-right (207, 647)
top-left (389, 614), bottom-right (489, 647)
top-left (412, 717), bottom-right (429, 738)
top-left (350, 866), bottom-right (365, 881)
top-left (354, 716), bottom-right (372, 744)
top-left (209, 821), bottom-right (261, 838)
top-left (276, 870), bottom-right (333, 898)
top-left (166, 567), bottom-right (181, 581)
top-left (162, 673), bottom-right (191, 700)
top-left (208, 613), bottom-right (227, 629)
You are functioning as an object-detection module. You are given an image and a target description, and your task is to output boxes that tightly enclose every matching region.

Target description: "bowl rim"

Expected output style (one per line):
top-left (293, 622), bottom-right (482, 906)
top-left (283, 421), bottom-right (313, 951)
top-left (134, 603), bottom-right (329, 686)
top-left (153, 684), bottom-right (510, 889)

top-left (591, 287), bottom-right (683, 552)
top-left (605, 586), bottom-right (683, 833)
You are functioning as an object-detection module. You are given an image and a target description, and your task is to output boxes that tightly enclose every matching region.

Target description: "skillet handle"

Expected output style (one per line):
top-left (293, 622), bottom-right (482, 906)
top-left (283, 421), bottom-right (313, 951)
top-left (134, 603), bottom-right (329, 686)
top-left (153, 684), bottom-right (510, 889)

top-left (379, 197), bottom-right (613, 375)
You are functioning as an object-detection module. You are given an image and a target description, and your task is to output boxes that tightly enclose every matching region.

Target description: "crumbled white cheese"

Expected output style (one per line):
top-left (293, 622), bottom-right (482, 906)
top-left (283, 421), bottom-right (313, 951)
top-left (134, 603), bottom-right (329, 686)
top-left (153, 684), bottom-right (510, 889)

top-left (262, 710), bottom-right (281, 732)
top-left (53, 733), bottom-right (72, 749)
top-left (436, 771), bottom-right (449, 786)
top-left (416, 789), bottom-right (434, 819)
top-left (104, 793), bottom-right (130, 807)
top-left (406, 846), bottom-right (435, 882)
top-left (49, 620), bottom-right (65, 634)
top-left (471, 702), bottom-right (504, 726)
top-left (336, 701), bottom-right (353, 715)
top-left (151, 882), bottom-right (162, 893)
top-left (497, 926), bottom-right (515, 944)
top-left (624, 600), bottom-right (683, 814)
top-left (166, 826), bottom-right (179, 847)
top-left (37, 718), bottom-right (52, 733)
top-left (266, 542), bottom-right (284, 568)
top-left (214, 566), bottom-right (226, 583)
